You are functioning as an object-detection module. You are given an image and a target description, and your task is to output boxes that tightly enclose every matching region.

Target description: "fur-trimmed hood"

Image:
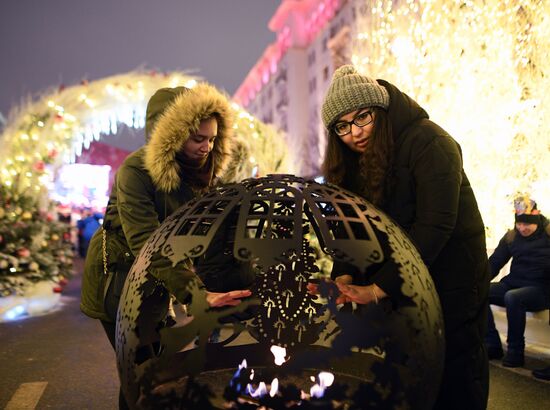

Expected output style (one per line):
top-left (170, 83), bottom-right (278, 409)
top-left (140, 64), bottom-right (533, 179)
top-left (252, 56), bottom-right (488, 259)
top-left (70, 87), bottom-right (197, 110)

top-left (144, 83), bottom-right (234, 192)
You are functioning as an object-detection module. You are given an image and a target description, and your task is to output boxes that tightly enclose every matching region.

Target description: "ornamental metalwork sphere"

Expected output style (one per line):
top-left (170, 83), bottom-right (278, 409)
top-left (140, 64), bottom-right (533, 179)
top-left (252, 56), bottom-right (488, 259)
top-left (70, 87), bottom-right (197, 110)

top-left (116, 174), bottom-right (444, 409)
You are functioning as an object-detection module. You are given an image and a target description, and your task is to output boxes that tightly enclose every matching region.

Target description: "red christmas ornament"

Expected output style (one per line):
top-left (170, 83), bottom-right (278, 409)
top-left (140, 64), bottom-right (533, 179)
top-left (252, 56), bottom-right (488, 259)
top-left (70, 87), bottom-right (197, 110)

top-left (17, 248), bottom-right (31, 258)
top-left (33, 161), bottom-right (45, 172)
top-left (53, 286), bottom-right (63, 293)
top-left (63, 232), bottom-right (70, 241)
top-left (58, 278), bottom-right (68, 286)
top-left (47, 148), bottom-right (58, 159)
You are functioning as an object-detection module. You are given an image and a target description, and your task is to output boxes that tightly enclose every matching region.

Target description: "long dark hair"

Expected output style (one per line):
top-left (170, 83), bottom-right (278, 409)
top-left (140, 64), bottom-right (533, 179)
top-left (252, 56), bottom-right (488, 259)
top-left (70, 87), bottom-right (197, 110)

top-left (322, 107), bottom-right (394, 206)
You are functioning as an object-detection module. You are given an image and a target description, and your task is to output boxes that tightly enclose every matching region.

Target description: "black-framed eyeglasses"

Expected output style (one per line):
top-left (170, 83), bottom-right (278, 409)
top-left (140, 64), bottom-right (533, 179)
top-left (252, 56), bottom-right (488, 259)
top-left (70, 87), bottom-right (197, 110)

top-left (333, 110), bottom-right (374, 136)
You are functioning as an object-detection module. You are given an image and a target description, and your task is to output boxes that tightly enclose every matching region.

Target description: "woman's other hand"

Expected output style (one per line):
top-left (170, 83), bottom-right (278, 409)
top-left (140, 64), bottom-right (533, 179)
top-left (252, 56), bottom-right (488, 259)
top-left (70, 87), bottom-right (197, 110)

top-left (306, 274), bottom-right (354, 304)
top-left (206, 289), bottom-right (252, 307)
top-left (335, 283), bottom-right (387, 305)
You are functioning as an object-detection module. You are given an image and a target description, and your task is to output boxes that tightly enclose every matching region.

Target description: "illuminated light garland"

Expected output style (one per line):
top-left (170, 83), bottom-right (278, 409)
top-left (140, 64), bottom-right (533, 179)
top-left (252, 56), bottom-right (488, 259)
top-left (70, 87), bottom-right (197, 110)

top-left (352, 0), bottom-right (550, 247)
top-left (0, 70), bottom-right (292, 211)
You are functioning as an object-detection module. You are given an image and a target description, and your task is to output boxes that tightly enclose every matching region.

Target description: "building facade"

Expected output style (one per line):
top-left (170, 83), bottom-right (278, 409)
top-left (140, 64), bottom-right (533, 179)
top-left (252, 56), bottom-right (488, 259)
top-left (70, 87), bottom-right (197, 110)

top-left (234, 0), bottom-right (367, 177)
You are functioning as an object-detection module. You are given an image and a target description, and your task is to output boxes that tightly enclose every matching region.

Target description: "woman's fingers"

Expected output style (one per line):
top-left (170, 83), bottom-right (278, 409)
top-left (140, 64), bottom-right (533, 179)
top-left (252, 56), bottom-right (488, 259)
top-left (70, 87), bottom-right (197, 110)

top-left (225, 289), bottom-right (252, 299)
top-left (334, 274), bottom-right (353, 285)
top-left (306, 282), bottom-right (319, 294)
top-left (336, 283), bottom-right (378, 305)
top-left (206, 289), bottom-right (252, 307)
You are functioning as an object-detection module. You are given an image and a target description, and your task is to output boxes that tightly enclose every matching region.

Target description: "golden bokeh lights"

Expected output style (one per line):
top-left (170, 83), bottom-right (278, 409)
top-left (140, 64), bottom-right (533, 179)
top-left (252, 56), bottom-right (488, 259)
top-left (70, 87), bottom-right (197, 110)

top-left (352, 0), bottom-right (550, 247)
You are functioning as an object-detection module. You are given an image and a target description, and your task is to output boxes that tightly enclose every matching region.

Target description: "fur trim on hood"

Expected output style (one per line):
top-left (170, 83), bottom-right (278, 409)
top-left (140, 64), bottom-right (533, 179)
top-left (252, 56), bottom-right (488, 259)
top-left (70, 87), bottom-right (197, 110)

top-left (144, 83), bottom-right (234, 192)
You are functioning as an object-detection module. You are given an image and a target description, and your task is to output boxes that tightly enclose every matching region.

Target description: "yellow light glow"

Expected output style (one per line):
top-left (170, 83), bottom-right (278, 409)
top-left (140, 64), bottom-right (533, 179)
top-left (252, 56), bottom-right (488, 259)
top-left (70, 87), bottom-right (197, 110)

top-left (352, 0), bottom-right (550, 247)
top-left (0, 69), bottom-right (289, 214)
top-left (184, 79), bottom-right (197, 88)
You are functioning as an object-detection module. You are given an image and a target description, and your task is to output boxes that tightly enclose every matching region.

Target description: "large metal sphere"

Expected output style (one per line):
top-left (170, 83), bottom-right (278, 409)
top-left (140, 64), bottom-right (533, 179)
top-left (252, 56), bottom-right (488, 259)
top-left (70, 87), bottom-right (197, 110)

top-left (116, 174), bottom-right (444, 409)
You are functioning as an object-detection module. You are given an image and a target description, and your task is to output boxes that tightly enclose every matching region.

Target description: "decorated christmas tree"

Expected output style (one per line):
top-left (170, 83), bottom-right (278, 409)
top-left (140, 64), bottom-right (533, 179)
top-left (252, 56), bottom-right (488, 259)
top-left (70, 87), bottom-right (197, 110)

top-left (0, 185), bottom-right (73, 296)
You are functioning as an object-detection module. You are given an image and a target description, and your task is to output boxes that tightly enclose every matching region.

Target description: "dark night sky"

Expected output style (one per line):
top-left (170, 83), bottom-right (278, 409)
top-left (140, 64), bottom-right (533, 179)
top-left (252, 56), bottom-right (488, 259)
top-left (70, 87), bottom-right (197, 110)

top-left (0, 0), bottom-right (280, 120)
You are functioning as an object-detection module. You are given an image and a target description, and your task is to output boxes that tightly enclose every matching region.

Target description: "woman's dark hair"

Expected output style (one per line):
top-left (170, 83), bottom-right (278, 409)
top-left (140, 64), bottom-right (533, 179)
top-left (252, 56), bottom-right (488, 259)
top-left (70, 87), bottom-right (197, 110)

top-left (322, 107), bottom-right (394, 206)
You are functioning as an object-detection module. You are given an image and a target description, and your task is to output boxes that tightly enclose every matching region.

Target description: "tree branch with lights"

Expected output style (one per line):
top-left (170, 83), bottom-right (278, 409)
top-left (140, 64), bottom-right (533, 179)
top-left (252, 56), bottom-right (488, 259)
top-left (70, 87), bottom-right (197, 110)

top-left (0, 70), bottom-right (292, 296)
top-left (352, 0), bottom-right (550, 247)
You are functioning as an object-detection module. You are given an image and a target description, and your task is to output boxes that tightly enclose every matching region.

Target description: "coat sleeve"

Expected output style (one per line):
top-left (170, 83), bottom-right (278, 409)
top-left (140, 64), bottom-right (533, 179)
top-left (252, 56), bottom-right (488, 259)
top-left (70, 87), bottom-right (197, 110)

top-left (407, 134), bottom-right (462, 266)
top-left (488, 235), bottom-right (512, 279)
top-left (115, 163), bottom-right (201, 302)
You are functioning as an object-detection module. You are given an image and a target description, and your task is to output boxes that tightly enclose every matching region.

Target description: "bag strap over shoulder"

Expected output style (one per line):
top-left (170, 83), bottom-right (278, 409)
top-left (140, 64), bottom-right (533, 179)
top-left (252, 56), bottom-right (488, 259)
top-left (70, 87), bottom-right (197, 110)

top-left (101, 226), bottom-right (115, 302)
top-left (102, 227), bottom-right (109, 276)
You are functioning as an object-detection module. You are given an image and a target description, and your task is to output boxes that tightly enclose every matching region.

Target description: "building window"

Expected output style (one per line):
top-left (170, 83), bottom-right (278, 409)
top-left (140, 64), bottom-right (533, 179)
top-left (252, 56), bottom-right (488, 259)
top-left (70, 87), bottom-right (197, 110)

top-left (276, 89), bottom-right (289, 109)
top-left (323, 66), bottom-right (330, 82)
top-left (263, 110), bottom-right (273, 124)
top-left (308, 50), bottom-right (316, 66)
top-left (280, 113), bottom-right (288, 132)
top-left (309, 77), bottom-right (317, 94)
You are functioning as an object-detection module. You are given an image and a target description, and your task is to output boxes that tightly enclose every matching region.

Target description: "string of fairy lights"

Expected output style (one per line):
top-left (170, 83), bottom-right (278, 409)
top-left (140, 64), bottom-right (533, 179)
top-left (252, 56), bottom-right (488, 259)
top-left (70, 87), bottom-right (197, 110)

top-left (352, 0), bottom-right (550, 247)
top-left (0, 71), bottom-right (291, 214)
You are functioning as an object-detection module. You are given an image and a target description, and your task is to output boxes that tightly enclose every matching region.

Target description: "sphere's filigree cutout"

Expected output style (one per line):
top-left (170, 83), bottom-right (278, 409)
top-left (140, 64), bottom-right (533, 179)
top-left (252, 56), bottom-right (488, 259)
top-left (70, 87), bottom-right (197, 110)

top-left (116, 174), bottom-right (444, 410)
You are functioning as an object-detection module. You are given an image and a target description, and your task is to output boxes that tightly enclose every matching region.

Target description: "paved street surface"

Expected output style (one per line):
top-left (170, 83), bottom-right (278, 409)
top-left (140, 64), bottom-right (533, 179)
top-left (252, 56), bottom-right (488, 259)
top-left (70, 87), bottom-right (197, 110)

top-left (0, 258), bottom-right (118, 409)
top-left (1, 258), bottom-right (549, 409)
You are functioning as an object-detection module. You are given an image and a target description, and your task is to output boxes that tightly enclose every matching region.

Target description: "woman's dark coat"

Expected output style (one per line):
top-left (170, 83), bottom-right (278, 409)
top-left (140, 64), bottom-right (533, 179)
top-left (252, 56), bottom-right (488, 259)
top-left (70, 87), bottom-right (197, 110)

top-left (371, 81), bottom-right (490, 359)
top-left (334, 80), bottom-right (490, 408)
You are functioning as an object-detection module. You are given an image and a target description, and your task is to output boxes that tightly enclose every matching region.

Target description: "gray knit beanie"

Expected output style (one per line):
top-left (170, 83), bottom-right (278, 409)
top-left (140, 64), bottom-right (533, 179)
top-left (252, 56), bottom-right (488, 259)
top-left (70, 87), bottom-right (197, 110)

top-left (321, 65), bottom-right (390, 129)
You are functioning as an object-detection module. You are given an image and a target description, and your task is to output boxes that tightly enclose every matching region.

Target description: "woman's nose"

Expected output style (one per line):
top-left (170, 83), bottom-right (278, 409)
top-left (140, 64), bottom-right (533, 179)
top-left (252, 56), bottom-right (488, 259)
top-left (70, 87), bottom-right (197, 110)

top-left (351, 123), bottom-right (363, 137)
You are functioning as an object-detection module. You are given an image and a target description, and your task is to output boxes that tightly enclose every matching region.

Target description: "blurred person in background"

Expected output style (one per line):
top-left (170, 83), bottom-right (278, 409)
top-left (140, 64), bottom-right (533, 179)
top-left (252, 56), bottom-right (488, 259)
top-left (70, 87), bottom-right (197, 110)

top-left (485, 195), bottom-right (550, 368)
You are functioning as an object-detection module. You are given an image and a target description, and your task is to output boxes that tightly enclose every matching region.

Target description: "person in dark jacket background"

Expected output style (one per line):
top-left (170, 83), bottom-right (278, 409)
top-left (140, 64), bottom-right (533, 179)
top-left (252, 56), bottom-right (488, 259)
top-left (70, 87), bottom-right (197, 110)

top-left (485, 195), bottom-right (550, 368)
top-left (319, 65), bottom-right (490, 409)
top-left (80, 83), bottom-right (252, 409)
top-left (76, 209), bottom-right (103, 257)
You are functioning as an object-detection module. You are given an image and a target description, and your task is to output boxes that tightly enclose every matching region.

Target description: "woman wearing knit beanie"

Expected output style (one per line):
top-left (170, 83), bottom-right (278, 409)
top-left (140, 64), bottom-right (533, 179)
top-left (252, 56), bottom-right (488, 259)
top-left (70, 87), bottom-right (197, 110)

top-left (320, 65), bottom-right (490, 410)
top-left (485, 195), bottom-right (550, 369)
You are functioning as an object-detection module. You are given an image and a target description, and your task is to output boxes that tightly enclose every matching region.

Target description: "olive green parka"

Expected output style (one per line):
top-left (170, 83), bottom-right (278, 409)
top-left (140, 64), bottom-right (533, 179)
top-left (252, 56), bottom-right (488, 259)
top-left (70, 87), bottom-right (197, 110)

top-left (80, 83), bottom-right (234, 322)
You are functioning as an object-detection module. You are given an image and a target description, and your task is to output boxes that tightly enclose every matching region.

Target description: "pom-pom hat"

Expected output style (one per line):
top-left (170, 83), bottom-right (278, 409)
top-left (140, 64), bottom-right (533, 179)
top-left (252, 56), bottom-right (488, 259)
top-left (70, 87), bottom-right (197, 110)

top-left (321, 65), bottom-right (390, 130)
top-left (514, 194), bottom-right (541, 224)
